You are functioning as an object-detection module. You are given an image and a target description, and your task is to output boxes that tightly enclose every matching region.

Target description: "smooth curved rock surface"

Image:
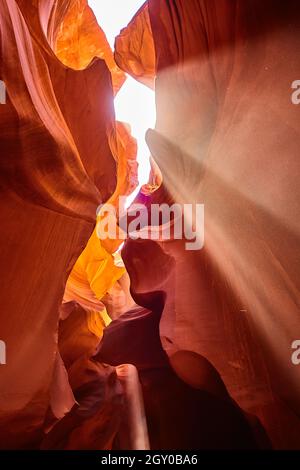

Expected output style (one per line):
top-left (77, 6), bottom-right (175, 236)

top-left (0, 0), bottom-right (123, 448)
top-left (115, 0), bottom-right (300, 448)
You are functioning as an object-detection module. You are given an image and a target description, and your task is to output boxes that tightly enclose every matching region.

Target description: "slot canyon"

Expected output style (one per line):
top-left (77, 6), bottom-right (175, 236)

top-left (0, 0), bottom-right (300, 452)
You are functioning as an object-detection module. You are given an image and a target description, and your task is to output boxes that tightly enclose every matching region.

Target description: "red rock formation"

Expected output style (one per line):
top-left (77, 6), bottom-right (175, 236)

top-left (115, 0), bottom-right (300, 448)
top-left (1, 0), bottom-right (300, 451)
top-left (0, 0), bottom-right (124, 448)
top-left (54, 0), bottom-right (125, 94)
top-left (115, 3), bottom-right (155, 89)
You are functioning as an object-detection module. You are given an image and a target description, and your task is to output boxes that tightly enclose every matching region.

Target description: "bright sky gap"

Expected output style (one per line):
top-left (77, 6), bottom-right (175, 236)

top-left (89, 1), bottom-right (157, 196)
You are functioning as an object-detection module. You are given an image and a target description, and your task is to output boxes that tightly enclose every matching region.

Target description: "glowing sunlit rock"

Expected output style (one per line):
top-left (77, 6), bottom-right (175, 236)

top-left (55, 0), bottom-right (125, 94)
top-left (115, 3), bottom-right (156, 89)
